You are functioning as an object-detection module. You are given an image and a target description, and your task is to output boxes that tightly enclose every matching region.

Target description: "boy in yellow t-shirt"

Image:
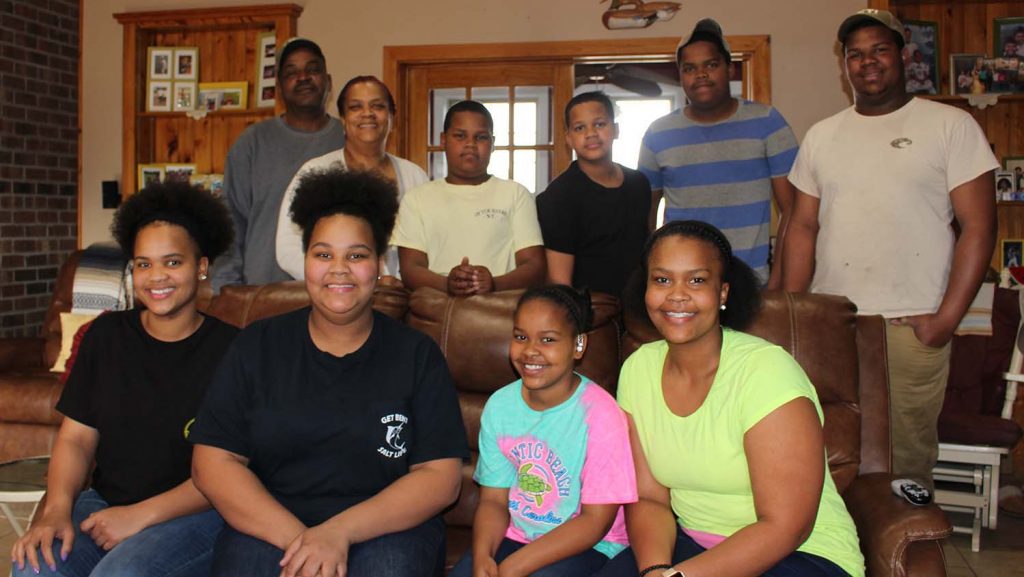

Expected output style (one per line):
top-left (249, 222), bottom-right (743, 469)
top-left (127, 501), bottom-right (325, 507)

top-left (394, 100), bottom-right (545, 295)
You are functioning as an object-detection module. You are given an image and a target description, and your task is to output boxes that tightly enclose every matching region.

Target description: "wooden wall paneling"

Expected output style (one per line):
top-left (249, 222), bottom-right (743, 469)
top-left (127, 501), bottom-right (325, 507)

top-left (1009, 101), bottom-right (1024, 159)
top-left (197, 32), bottom-right (216, 84)
top-left (178, 116), bottom-right (196, 165)
top-left (192, 117), bottom-right (212, 174)
top-left (987, 103), bottom-right (1010, 159)
top-left (152, 118), bottom-right (174, 163)
top-left (135, 116), bottom-right (154, 168)
top-left (209, 118), bottom-right (231, 175)
top-left (963, 3), bottom-right (990, 53)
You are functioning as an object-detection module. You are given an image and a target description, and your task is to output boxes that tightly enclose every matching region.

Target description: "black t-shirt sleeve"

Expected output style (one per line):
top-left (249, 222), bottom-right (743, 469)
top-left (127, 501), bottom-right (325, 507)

top-left (189, 333), bottom-right (253, 458)
top-left (55, 317), bottom-right (105, 428)
top-left (409, 338), bottom-right (470, 465)
top-left (536, 176), bottom-right (578, 255)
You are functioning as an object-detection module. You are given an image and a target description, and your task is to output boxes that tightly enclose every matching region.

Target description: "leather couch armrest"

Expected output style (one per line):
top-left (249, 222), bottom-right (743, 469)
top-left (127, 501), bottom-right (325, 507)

top-left (843, 473), bottom-right (951, 577)
top-left (0, 337), bottom-right (47, 371)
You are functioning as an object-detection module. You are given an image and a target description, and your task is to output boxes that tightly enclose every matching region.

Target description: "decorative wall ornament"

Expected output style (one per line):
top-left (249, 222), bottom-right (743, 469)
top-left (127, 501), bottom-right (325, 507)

top-left (601, 0), bottom-right (681, 30)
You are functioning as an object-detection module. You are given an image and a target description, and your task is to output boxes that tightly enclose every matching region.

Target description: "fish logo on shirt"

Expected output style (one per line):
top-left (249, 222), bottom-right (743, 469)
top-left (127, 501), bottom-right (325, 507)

top-left (378, 413), bottom-right (409, 458)
top-left (386, 424), bottom-right (406, 451)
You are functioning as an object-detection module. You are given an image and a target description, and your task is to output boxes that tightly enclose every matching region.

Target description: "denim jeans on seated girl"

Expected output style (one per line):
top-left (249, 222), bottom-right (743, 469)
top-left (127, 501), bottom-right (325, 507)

top-left (10, 488), bottom-right (223, 577)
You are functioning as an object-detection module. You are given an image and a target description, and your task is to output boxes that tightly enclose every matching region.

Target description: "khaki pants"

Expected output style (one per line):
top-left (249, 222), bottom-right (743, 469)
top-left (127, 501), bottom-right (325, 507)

top-left (885, 323), bottom-right (951, 488)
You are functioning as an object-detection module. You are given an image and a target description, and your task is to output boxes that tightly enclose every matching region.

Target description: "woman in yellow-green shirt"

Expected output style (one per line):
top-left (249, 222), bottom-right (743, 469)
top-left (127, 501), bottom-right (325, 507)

top-left (608, 220), bottom-right (864, 577)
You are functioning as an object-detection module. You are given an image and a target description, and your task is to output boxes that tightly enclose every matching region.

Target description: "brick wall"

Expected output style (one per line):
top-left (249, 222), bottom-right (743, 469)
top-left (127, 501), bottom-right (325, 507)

top-left (0, 0), bottom-right (79, 337)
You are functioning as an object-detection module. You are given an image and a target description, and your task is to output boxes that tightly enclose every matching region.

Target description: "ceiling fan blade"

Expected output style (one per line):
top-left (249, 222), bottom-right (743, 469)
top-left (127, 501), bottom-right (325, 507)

top-left (607, 70), bottom-right (662, 97)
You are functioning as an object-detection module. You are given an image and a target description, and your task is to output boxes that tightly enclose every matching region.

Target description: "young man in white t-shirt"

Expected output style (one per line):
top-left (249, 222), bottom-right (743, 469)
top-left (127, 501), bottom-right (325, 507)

top-left (783, 9), bottom-right (997, 487)
top-left (393, 101), bottom-right (545, 295)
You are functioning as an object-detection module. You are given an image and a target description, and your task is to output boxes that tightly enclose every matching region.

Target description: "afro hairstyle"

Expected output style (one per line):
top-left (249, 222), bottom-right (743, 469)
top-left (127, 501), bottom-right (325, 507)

top-left (288, 167), bottom-right (399, 255)
top-left (110, 180), bottom-right (233, 262)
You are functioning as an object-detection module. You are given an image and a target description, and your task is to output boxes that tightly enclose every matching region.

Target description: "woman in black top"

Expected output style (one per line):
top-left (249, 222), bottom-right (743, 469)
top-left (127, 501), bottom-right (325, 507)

top-left (11, 181), bottom-right (237, 577)
top-left (192, 168), bottom-right (469, 577)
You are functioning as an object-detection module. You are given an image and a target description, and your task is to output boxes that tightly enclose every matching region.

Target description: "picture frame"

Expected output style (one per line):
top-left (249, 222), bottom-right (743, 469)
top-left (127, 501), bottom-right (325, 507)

top-left (198, 89), bottom-right (221, 112)
top-left (164, 163), bottom-right (197, 184)
top-left (1004, 156), bottom-right (1024, 193)
top-left (903, 20), bottom-right (939, 95)
top-left (993, 17), bottom-right (1024, 60)
top-left (950, 53), bottom-right (987, 95)
top-left (256, 32), bottom-right (277, 108)
top-left (1002, 239), bottom-right (1023, 270)
top-left (147, 80), bottom-right (172, 112)
top-left (189, 173), bottom-right (225, 197)
top-left (147, 47), bottom-right (172, 80)
top-left (174, 47), bottom-right (198, 81)
top-left (198, 81), bottom-right (248, 110)
top-left (996, 170), bottom-right (1016, 200)
top-left (136, 164), bottom-right (165, 192)
top-left (172, 82), bottom-right (196, 112)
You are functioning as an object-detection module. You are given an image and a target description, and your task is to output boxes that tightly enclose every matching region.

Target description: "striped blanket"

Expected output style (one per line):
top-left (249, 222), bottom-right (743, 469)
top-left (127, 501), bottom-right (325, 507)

top-left (71, 242), bottom-right (132, 314)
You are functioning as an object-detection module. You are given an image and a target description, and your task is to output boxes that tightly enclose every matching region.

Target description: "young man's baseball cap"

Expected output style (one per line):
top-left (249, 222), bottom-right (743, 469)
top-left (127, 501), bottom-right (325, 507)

top-left (676, 18), bottom-right (732, 65)
top-left (277, 37), bottom-right (326, 75)
top-left (837, 9), bottom-right (905, 48)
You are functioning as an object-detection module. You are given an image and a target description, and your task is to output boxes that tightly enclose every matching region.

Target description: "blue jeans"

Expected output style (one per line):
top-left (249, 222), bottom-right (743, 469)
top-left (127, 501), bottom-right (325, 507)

top-left (450, 537), bottom-right (612, 577)
top-left (212, 515), bottom-right (446, 577)
top-left (591, 526), bottom-right (850, 577)
top-left (11, 489), bottom-right (223, 577)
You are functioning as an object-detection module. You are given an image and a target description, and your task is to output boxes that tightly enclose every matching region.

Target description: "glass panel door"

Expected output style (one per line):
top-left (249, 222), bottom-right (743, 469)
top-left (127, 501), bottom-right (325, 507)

top-left (406, 61), bottom-right (571, 193)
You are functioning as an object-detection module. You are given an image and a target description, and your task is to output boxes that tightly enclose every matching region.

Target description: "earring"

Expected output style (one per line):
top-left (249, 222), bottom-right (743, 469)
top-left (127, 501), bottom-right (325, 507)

top-left (720, 303), bottom-right (726, 311)
top-left (575, 335), bottom-right (584, 352)
top-left (199, 273), bottom-right (208, 281)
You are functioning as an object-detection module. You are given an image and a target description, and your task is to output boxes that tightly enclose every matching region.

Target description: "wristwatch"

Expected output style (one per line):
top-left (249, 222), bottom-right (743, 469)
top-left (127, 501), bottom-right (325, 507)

top-left (662, 570), bottom-right (685, 577)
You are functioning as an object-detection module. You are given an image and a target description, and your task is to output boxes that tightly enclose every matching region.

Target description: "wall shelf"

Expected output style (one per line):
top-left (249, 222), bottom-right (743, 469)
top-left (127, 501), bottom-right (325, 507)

top-left (115, 4), bottom-right (301, 197)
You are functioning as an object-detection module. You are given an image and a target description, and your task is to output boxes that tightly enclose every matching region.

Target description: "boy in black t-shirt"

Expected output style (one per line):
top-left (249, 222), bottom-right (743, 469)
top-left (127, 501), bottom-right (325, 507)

top-left (537, 91), bottom-right (651, 297)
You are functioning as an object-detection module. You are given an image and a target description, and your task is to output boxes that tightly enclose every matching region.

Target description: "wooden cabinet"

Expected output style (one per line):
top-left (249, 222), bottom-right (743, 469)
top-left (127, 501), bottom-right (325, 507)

top-left (114, 4), bottom-right (302, 197)
top-left (871, 0), bottom-right (1024, 271)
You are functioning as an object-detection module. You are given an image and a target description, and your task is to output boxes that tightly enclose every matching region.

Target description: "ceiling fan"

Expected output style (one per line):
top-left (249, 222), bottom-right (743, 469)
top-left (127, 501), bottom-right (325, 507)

top-left (574, 62), bottom-right (677, 97)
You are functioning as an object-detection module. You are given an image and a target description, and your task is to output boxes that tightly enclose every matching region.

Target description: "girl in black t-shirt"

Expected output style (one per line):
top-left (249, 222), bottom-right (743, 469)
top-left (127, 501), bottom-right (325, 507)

top-left (11, 182), bottom-right (237, 577)
top-left (191, 168), bottom-right (469, 577)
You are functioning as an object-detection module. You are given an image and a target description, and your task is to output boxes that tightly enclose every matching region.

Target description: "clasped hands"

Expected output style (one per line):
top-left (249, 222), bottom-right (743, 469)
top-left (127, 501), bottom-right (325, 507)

top-left (447, 257), bottom-right (495, 296)
top-left (279, 520), bottom-right (353, 577)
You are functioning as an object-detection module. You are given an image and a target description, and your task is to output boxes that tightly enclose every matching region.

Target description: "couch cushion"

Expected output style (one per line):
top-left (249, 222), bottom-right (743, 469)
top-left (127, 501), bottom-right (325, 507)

top-left (0, 369), bottom-right (63, 426)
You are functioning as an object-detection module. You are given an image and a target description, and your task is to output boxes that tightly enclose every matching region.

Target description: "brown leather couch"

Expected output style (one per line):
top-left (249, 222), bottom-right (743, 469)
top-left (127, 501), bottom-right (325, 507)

top-left (0, 252), bottom-right (952, 577)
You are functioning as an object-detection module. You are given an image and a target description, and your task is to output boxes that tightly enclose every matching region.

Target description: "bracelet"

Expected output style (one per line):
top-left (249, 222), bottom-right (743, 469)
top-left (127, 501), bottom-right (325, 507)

top-left (639, 564), bottom-right (672, 577)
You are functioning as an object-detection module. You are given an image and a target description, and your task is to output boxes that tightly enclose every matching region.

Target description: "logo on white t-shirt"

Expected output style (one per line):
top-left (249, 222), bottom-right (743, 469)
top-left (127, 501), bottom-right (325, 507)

top-left (890, 137), bottom-right (913, 149)
top-left (378, 413), bottom-right (409, 458)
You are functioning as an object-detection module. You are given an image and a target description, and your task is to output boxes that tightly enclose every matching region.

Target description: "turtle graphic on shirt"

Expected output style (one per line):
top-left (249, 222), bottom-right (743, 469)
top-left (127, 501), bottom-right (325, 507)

top-left (517, 463), bottom-right (552, 506)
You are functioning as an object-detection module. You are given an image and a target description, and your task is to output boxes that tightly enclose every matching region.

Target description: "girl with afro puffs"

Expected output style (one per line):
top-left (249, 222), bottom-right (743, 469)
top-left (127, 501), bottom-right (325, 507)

top-left (12, 181), bottom-right (238, 577)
